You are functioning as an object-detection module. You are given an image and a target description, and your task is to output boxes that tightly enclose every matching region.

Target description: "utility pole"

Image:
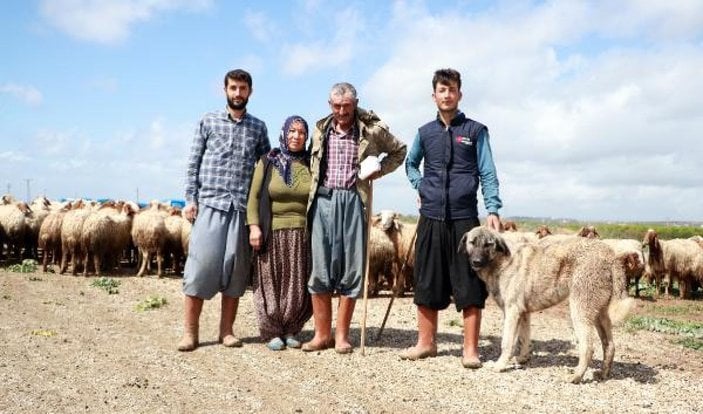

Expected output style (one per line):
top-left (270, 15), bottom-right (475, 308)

top-left (25, 178), bottom-right (32, 202)
top-left (6, 183), bottom-right (10, 196)
top-left (136, 187), bottom-right (140, 204)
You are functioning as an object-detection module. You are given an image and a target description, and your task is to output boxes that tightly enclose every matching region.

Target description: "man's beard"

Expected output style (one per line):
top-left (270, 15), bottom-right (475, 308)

top-left (227, 96), bottom-right (248, 111)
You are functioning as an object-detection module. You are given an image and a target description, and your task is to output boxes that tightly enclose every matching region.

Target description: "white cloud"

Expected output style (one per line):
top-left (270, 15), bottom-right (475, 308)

top-left (34, 129), bottom-right (72, 155)
top-left (21, 118), bottom-right (193, 202)
top-left (39, 0), bottom-right (212, 44)
top-left (147, 119), bottom-right (165, 150)
top-left (0, 151), bottom-right (31, 162)
top-left (244, 10), bottom-right (275, 43)
top-left (280, 7), bottom-right (363, 75)
top-left (363, 1), bottom-right (703, 221)
top-left (0, 83), bottom-right (43, 106)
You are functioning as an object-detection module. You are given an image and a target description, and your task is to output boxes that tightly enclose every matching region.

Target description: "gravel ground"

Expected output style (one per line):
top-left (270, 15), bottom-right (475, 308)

top-left (1, 269), bottom-right (702, 413)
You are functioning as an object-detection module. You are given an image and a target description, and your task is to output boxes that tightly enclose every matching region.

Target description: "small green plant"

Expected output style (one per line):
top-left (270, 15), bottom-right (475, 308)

top-left (652, 303), bottom-right (703, 316)
top-left (91, 277), bottom-right (120, 294)
top-left (674, 337), bottom-right (703, 351)
top-left (447, 319), bottom-right (463, 328)
top-left (7, 259), bottom-right (38, 273)
top-left (626, 315), bottom-right (703, 351)
top-left (626, 316), bottom-right (703, 337)
top-left (135, 295), bottom-right (168, 312)
top-left (31, 329), bottom-right (56, 337)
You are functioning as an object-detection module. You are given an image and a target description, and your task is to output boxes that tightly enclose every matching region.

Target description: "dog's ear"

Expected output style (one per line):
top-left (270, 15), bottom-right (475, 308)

top-left (494, 232), bottom-right (511, 257)
top-left (458, 232), bottom-right (469, 254)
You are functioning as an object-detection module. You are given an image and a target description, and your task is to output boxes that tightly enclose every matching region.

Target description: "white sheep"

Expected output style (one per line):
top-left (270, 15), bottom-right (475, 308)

top-left (25, 196), bottom-right (52, 259)
top-left (181, 218), bottom-right (192, 258)
top-left (367, 221), bottom-right (396, 296)
top-left (601, 238), bottom-right (646, 297)
top-left (80, 201), bottom-right (136, 276)
top-left (59, 200), bottom-right (93, 275)
top-left (0, 199), bottom-right (32, 258)
top-left (375, 210), bottom-right (417, 296)
top-left (643, 229), bottom-right (703, 299)
top-left (164, 207), bottom-right (186, 275)
top-left (131, 201), bottom-right (168, 277)
top-left (38, 202), bottom-right (72, 272)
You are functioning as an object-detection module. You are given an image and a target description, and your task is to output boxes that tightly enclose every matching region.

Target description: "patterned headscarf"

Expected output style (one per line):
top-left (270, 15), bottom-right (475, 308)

top-left (266, 115), bottom-right (310, 187)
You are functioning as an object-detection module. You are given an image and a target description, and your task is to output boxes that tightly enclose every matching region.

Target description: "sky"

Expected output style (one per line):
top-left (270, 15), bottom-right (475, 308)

top-left (1, 0), bottom-right (702, 222)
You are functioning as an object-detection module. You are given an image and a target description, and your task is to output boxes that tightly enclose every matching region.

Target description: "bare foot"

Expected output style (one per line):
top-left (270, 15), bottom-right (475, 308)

top-left (301, 337), bottom-right (334, 352)
top-left (399, 344), bottom-right (437, 360)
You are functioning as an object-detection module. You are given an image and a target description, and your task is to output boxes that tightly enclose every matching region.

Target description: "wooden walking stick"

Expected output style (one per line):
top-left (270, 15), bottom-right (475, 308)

top-left (376, 219), bottom-right (418, 341)
top-left (360, 180), bottom-right (373, 356)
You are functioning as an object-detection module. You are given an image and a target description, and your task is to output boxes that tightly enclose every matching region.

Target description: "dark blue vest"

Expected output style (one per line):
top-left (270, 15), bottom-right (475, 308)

top-left (418, 113), bottom-right (486, 220)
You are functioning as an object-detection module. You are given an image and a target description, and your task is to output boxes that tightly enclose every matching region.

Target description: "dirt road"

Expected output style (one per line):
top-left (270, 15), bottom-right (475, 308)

top-left (1, 270), bottom-right (702, 413)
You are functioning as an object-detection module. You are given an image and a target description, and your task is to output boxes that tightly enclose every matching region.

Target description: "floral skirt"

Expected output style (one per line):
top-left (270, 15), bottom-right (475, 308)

top-left (253, 228), bottom-right (312, 341)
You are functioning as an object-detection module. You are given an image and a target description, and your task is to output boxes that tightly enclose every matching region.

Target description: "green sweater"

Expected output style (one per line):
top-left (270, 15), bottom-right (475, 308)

top-left (247, 159), bottom-right (311, 230)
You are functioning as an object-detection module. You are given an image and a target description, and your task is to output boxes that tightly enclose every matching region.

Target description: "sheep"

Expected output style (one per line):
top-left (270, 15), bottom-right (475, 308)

top-left (25, 196), bottom-right (52, 259)
top-left (59, 200), bottom-right (92, 275)
top-left (501, 220), bottom-right (518, 232)
top-left (375, 210), bottom-right (417, 296)
top-left (0, 199), bottom-right (32, 259)
top-left (181, 218), bottom-right (192, 258)
top-left (538, 225), bottom-right (597, 247)
top-left (535, 225), bottom-right (552, 238)
top-left (601, 238), bottom-right (646, 297)
top-left (367, 220), bottom-right (397, 296)
top-left (38, 202), bottom-right (72, 272)
top-left (642, 229), bottom-right (703, 299)
top-left (164, 207), bottom-right (186, 275)
top-left (502, 231), bottom-right (539, 244)
top-left (131, 201), bottom-right (168, 277)
top-left (80, 201), bottom-right (136, 276)
top-left (576, 225), bottom-right (600, 239)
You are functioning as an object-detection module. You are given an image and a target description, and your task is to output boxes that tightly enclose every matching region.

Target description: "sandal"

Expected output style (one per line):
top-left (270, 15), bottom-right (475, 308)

top-left (266, 337), bottom-right (286, 351)
top-left (284, 335), bottom-right (302, 349)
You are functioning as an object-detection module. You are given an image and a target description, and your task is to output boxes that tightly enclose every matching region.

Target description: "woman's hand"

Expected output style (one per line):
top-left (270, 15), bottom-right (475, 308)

top-left (249, 224), bottom-right (262, 251)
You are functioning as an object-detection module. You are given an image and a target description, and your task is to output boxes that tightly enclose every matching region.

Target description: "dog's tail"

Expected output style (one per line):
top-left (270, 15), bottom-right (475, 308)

top-left (608, 260), bottom-right (635, 324)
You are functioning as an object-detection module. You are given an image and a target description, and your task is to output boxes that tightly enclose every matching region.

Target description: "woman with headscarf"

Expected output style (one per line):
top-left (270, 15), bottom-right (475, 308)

top-left (247, 115), bottom-right (313, 351)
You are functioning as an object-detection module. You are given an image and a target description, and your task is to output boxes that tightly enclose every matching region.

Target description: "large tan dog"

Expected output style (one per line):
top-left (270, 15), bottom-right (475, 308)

top-left (459, 227), bottom-right (634, 383)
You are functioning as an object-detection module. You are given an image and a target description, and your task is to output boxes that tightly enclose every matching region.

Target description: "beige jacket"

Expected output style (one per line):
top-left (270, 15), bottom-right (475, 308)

top-left (307, 107), bottom-right (407, 214)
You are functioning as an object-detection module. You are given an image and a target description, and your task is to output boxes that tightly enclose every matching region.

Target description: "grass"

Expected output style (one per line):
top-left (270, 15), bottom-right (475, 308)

top-left (91, 277), bottom-right (121, 294)
top-left (674, 337), bottom-right (703, 351)
top-left (31, 329), bottom-right (57, 337)
top-left (5, 259), bottom-right (38, 273)
top-left (650, 302), bottom-right (703, 316)
top-left (625, 315), bottom-right (703, 351)
top-left (135, 295), bottom-right (168, 312)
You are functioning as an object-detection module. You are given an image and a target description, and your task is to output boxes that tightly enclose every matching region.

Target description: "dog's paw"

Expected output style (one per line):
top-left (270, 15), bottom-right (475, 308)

top-left (489, 360), bottom-right (511, 373)
top-left (565, 372), bottom-right (584, 384)
top-left (515, 354), bottom-right (531, 365)
top-left (592, 369), bottom-right (610, 381)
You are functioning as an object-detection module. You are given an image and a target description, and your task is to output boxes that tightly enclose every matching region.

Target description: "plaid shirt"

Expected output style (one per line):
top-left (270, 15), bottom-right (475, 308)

top-left (323, 125), bottom-right (359, 189)
top-left (185, 109), bottom-right (270, 212)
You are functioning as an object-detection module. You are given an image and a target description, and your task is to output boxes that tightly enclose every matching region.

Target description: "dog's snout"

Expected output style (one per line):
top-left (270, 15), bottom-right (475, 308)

top-left (471, 258), bottom-right (485, 269)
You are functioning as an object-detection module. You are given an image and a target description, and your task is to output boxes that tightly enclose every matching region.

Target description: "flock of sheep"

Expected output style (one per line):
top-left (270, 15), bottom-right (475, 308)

top-left (2, 194), bottom-right (702, 301)
top-left (368, 215), bottom-right (703, 300)
top-left (496, 223), bottom-right (703, 300)
top-left (0, 195), bottom-right (190, 278)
